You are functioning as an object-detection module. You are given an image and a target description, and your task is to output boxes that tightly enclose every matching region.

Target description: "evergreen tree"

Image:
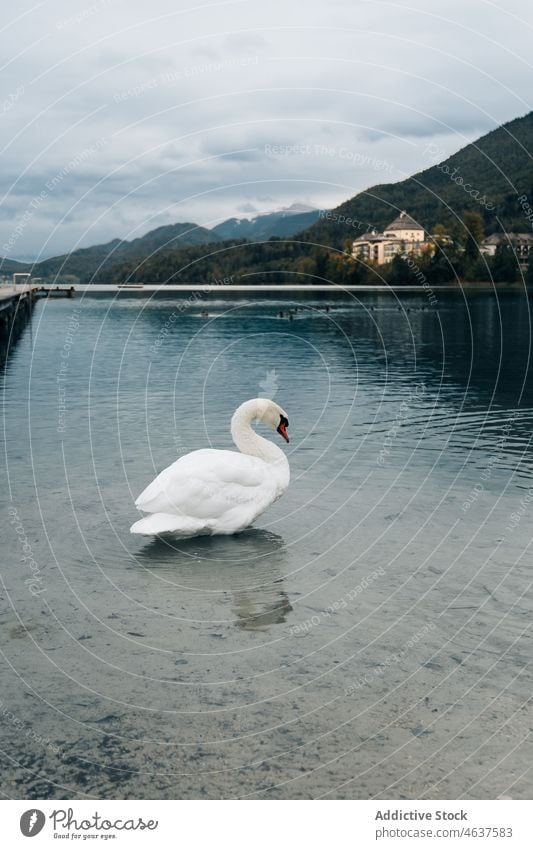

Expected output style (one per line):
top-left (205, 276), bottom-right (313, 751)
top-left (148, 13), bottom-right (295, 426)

top-left (388, 254), bottom-right (415, 286)
top-left (526, 253), bottom-right (533, 286)
top-left (313, 249), bottom-right (330, 281)
top-left (463, 257), bottom-right (488, 282)
top-left (432, 223), bottom-right (448, 242)
top-left (463, 211), bottom-right (485, 264)
top-left (490, 244), bottom-right (518, 283)
top-left (425, 246), bottom-right (459, 283)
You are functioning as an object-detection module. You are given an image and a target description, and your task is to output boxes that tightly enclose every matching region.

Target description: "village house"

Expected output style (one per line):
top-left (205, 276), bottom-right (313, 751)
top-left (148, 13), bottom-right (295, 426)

top-left (480, 233), bottom-right (533, 262)
top-left (352, 211), bottom-right (431, 265)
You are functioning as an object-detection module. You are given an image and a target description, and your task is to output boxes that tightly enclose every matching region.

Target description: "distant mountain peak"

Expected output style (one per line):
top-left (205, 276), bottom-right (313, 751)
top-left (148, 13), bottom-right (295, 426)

top-left (211, 205), bottom-right (322, 241)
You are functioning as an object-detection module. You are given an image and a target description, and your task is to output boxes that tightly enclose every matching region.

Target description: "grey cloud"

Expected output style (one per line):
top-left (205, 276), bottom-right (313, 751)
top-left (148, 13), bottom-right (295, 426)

top-left (0, 0), bottom-right (530, 259)
top-left (237, 202), bottom-right (258, 213)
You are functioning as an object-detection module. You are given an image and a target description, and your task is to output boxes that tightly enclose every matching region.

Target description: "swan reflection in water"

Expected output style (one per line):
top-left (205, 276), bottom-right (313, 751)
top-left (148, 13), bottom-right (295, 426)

top-left (135, 528), bottom-right (292, 631)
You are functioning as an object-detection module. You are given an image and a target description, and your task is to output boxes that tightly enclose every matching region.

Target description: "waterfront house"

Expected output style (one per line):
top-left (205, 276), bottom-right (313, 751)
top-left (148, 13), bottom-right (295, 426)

top-left (352, 211), bottom-right (430, 265)
top-left (481, 233), bottom-right (533, 261)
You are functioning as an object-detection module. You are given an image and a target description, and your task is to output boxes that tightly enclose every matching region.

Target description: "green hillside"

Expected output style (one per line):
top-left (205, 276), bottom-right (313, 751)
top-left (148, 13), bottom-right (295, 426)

top-left (212, 207), bottom-right (321, 240)
top-left (0, 257), bottom-right (32, 275)
top-left (306, 110), bottom-right (533, 247)
top-left (35, 222), bottom-right (219, 282)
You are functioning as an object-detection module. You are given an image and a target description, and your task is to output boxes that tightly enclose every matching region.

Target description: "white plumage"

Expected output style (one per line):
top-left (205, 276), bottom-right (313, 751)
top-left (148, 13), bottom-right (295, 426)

top-left (130, 398), bottom-right (290, 537)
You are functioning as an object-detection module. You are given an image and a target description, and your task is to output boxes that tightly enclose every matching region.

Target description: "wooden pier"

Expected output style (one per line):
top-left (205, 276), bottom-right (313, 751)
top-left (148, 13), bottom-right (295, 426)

top-left (33, 285), bottom-right (75, 298)
top-left (0, 284), bottom-right (35, 353)
top-left (0, 283), bottom-right (74, 307)
top-left (0, 283), bottom-right (36, 314)
top-left (0, 283), bottom-right (74, 355)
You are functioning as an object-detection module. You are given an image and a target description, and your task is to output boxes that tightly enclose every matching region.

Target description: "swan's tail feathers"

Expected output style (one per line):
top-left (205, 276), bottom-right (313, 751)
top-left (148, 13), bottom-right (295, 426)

top-left (130, 513), bottom-right (206, 537)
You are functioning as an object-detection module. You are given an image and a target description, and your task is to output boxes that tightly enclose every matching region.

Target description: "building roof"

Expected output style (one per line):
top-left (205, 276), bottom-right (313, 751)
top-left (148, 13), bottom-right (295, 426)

top-left (384, 211), bottom-right (424, 231)
top-left (353, 232), bottom-right (418, 245)
top-left (352, 234), bottom-right (387, 244)
top-left (483, 233), bottom-right (533, 244)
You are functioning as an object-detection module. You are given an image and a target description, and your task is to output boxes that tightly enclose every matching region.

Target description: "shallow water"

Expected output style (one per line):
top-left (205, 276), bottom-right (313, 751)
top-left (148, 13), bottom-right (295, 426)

top-left (1, 290), bottom-right (533, 799)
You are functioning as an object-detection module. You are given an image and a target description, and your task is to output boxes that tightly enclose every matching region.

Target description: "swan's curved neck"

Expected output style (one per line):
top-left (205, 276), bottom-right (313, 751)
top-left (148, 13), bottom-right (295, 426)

top-left (231, 402), bottom-right (286, 466)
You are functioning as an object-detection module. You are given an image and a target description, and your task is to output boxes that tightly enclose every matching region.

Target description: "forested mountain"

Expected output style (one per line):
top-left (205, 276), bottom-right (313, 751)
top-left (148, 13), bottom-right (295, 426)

top-left (6, 208), bottom-right (320, 283)
top-left (212, 205), bottom-right (320, 241)
top-left (0, 257), bottom-right (31, 275)
top-left (305, 110), bottom-right (533, 247)
top-left (34, 222), bottom-right (219, 281)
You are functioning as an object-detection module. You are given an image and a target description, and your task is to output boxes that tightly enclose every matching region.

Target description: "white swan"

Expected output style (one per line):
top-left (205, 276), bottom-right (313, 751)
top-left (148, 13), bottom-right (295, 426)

top-left (130, 398), bottom-right (290, 537)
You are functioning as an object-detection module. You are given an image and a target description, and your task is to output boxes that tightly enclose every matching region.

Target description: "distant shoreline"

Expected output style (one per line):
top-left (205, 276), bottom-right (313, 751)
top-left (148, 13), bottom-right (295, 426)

top-left (67, 282), bottom-right (527, 296)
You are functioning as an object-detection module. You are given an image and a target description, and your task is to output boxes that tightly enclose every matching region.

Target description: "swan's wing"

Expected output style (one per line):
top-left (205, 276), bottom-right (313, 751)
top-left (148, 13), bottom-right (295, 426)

top-left (135, 449), bottom-right (274, 518)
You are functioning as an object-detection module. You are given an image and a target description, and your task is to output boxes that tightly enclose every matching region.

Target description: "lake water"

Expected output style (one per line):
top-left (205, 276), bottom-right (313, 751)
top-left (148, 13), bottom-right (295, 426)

top-left (1, 290), bottom-right (533, 799)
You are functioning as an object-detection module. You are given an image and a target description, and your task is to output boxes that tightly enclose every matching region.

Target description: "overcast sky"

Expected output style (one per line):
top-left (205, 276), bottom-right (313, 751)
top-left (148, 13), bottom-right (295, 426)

top-left (0, 0), bottom-right (531, 259)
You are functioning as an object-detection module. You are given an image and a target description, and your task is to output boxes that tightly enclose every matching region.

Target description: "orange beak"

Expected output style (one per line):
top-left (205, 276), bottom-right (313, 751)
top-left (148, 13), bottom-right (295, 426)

top-left (277, 422), bottom-right (289, 443)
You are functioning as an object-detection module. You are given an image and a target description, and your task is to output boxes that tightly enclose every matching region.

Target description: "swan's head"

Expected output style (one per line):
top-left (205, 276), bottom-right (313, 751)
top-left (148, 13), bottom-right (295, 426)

top-left (239, 398), bottom-right (290, 443)
top-left (266, 402), bottom-right (290, 444)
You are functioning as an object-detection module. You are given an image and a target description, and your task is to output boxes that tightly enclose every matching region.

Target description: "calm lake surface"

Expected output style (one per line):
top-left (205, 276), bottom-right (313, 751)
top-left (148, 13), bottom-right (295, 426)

top-left (1, 290), bottom-right (532, 799)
